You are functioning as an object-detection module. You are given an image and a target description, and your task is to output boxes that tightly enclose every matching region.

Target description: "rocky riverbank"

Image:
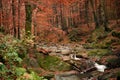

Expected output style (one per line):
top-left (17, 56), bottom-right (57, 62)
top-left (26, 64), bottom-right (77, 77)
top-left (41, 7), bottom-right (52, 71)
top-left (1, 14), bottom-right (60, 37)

top-left (22, 43), bottom-right (120, 80)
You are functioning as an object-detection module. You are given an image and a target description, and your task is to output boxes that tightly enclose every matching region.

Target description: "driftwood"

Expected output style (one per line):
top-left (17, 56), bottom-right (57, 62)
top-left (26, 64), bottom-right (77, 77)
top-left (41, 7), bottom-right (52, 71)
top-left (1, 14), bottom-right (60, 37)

top-left (76, 54), bottom-right (89, 60)
top-left (67, 62), bottom-right (96, 74)
top-left (81, 67), bottom-right (96, 73)
top-left (37, 48), bottom-right (51, 55)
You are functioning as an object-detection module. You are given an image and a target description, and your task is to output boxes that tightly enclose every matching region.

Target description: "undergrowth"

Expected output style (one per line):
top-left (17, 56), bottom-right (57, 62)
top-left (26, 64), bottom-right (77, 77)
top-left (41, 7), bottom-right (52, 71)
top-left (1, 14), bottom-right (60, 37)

top-left (0, 33), bottom-right (47, 80)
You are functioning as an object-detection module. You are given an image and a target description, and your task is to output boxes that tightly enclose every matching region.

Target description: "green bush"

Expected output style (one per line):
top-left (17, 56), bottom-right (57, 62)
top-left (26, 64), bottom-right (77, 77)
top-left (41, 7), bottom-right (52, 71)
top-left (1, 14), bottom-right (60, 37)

top-left (0, 34), bottom-right (46, 80)
top-left (16, 71), bottom-right (47, 80)
top-left (68, 29), bottom-right (82, 42)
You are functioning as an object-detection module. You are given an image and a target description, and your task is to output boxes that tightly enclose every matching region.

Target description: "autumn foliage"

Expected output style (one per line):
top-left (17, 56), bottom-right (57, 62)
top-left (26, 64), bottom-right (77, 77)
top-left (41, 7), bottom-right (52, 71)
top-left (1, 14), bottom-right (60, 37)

top-left (0, 0), bottom-right (120, 42)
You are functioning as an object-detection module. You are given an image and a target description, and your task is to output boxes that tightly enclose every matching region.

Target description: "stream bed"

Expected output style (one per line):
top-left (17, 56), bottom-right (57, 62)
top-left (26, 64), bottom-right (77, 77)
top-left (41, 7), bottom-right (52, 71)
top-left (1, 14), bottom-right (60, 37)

top-left (36, 43), bottom-right (120, 80)
top-left (55, 72), bottom-right (94, 80)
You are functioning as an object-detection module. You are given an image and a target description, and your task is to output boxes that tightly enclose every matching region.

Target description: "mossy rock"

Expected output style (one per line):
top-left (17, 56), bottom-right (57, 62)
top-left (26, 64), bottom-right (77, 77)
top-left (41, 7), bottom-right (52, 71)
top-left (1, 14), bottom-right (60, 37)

top-left (83, 42), bottom-right (106, 49)
top-left (106, 57), bottom-right (120, 68)
top-left (84, 36), bottom-right (118, 49)
top-left (87, 49), bottom-right (111, 58)
top-left (83, 42), bottom-right (110, 49)
top-left (116, 72), bottom-right (120, 77)
top-left (36, 53), bottom-right (71, 71)
top-left (88, 27), bottom-right (107, 42)
top-left (112, 31), bottom-right (120, 38)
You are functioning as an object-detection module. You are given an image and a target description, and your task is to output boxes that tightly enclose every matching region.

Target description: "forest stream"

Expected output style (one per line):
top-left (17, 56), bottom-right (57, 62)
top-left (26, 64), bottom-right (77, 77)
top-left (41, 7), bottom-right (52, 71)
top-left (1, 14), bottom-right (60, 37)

top-left (36, 43), bottom-right (120, 80)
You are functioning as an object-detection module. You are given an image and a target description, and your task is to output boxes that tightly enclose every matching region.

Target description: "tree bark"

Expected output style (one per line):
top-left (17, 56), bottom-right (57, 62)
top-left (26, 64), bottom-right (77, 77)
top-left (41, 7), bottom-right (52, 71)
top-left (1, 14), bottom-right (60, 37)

top-left (25, 2), bottom-right (32, 36)
top-left (89, 0), bottom-right (99, 28)
top-left (12, 0), bottom-right (16, 37)
top-left (100, 0), bottom-right (109, 31)
top-left (85, 0), bottom-right (90, 28)
top-left (0, 0), bottom-right (2, 28)
top-left (18, 0), bottom-right (20, 39)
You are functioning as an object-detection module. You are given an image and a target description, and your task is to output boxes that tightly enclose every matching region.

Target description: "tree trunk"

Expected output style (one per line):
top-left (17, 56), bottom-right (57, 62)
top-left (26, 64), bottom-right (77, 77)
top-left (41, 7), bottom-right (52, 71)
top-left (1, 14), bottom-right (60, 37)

top-left (100, 0), bottom-right (109, 31)
top-left (115, 0), bottom-right (119, 24)
top-left (18, 0), bottom-right (20, 39)
top-left (0, 0), bottom-right (2, 28)
top-left (12, 0), bottom-right (16, 37)
top-left (89, 0), bottom-right (99, 28)
top-left (85, 0), bottom-right (90, 28)
top-left (25, 2), bottom-right (32, 36)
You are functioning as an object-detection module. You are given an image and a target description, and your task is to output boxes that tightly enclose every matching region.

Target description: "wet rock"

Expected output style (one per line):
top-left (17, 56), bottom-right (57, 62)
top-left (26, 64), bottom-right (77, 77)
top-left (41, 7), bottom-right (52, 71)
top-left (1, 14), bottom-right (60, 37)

top-left (55, 74), bottom-right (81, 80)
top-left (98, 72), bottom-right (116, 80)
top-left (61, 49), bottom-right (71, 55)
top-left (62, 56), bottom-right (70, 61)
top-left (55, 71), bottom-right (94, 80)
top-left (44, 73), bottom-right (54, 80)
top-left (100, 55), bottom-right (120, 69)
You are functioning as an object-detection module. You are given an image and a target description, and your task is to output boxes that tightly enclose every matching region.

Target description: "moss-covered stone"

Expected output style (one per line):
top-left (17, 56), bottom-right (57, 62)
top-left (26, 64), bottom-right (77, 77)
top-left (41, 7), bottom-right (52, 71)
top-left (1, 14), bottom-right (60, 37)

top-left (116, 72), bottom-right (120, 77)
top-left (106, 57), bottom-right (120, 68)
top-left (36, 53), bottom-right (71, 71)
top-left (85, 27), bottom-right (113, 49)
top-left (88, 27), bottom-right (107, 42)
top-left (84, 35), bottom-right (119, 49)
top-left (87, 49), bottom-right (111, 58)
top-left (112, 31), bottom-right (120, 38)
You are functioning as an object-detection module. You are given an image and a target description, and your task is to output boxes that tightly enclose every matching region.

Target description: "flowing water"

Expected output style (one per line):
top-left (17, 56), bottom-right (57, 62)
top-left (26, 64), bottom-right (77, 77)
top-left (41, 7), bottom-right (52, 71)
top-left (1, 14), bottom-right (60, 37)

top-left (37, 44), bottom-right (117, 80)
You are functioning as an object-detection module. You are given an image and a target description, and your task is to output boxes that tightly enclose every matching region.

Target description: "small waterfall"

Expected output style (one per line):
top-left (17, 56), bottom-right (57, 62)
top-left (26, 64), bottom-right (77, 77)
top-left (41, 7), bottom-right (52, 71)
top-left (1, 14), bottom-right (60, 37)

top-left (69, 54), bottom-right (107, 73)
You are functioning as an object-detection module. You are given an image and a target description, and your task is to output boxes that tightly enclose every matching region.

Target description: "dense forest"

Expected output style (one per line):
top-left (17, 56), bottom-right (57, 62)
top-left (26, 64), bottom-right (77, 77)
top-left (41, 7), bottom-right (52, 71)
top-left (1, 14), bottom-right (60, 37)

top-left (0, 0), bottom-right (120, 80)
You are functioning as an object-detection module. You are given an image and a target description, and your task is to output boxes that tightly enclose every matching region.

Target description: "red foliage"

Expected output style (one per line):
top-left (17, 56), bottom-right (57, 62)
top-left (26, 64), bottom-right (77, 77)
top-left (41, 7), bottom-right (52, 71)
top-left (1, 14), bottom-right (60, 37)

top-left (0, 0), bottom-right (120, 42)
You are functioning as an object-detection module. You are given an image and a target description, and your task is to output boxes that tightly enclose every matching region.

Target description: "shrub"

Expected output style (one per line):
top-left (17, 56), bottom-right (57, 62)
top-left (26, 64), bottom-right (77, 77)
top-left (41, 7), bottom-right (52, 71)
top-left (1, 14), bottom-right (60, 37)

top-left (0, 34), bottom-right (47, 80)
top-left (68, 29), bottom-right (82, 42)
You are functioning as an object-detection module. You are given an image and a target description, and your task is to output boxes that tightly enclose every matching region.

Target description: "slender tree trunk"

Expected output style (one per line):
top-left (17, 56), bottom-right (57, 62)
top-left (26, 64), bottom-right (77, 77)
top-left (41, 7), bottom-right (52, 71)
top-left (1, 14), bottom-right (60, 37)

top-left (59, 1), bottom-right (62, 29)
top-left (0, 0), bottom-right (2, 28)
top-left (100, 0), bottom-right (109, 31)
top-left (115, 0), bottom-right (119, 24)
top-left (18, 0), bottom-right (20, 39)
top-left (85, 0), bottom-right (90, 28)
top-left (89, 0), bottom-right (99, 28)
top-left (25, 2), bottom-right (32, 36)
top-left (12, 0), bottom-right (16, 37)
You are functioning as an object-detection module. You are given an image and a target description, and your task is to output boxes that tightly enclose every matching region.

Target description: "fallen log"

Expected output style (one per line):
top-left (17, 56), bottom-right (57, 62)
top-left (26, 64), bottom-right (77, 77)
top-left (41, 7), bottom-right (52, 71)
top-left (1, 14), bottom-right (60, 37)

top-left (36, 48), bottom-right (51, 55)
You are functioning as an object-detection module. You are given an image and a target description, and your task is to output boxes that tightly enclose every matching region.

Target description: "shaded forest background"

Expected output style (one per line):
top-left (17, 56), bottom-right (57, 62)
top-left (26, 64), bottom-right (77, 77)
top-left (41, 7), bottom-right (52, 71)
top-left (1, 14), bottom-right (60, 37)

top-left (0, 0), bottom-right (120, 42)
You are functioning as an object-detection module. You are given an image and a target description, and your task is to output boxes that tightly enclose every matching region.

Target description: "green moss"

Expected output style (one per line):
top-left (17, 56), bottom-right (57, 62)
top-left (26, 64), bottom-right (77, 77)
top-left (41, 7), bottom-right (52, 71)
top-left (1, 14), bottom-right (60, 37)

top-left (87, 49), bottom-right (111, 58)
top-left (84, 35), bottom-right (118, 49)
top-left (88, 27), bottom-right (107, 42)
top-left (83, 42), bottom-right (109, 49)
top-left (36, 53), bottom-right (71, 71)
